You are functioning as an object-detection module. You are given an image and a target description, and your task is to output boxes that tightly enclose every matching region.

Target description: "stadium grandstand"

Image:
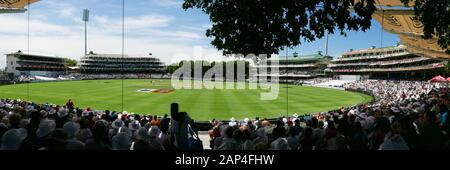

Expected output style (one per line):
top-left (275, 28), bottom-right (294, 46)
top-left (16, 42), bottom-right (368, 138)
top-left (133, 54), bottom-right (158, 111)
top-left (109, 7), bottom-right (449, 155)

top-left (5, 50), bottom-right (68, 78)
top-left (79, 51), bottom-right (167, 79)
top-left (326, 45), bottom-right (445, 80)
top-left (253, 52), bottom-right (332, 83)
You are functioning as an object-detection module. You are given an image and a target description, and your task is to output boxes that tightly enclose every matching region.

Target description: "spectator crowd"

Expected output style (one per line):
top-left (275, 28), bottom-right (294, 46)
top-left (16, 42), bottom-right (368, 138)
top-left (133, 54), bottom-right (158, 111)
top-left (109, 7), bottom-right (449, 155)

top-left (1, 79), bottom-right (450, 150)
top-left (209, 80), bottom-right (450, 150)
top-left (0, 99), bottom-right (196, 150)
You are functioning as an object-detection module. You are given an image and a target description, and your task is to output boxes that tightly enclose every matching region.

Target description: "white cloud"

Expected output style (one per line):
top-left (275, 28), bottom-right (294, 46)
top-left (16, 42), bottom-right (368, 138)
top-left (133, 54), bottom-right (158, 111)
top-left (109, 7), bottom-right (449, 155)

top-left (0, 12), bottom-right (223, 69)
top-left (0, 16), bottom-right (75, 36)
top-left (136, 29), bottom-right (203, 40)
top-left (93, 15), bottom-right (108, 24)
top-left (179, 25), bottom-right (207, 32)
top-left (93, 14), bottom-right (174, 30)
top-left (42, 0), bottom-right (76, 19)
top-left (0, 0), bottom-right (223, 69)
top-left (125, 15), bottom-right (174, 29)
top-left (0, 33), bottom-right (223, 68)
top-left (90, 14), bottom-right (176, 36)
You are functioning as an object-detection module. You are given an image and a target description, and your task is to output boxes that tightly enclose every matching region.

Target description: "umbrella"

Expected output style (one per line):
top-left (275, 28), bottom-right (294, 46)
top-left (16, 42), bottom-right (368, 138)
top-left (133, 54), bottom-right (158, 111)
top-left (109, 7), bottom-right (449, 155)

top-left (429, 75), bottom-right (447, 83)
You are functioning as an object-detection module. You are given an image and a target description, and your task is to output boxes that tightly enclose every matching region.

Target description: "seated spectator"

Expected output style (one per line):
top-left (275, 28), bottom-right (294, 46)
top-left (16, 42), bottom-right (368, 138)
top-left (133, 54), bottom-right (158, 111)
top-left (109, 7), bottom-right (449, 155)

top-left (148, 126), bottom-right (164, 150)
top-left (109, 119), bottom-right (125, 141)
top-left (63, 122), bottom-right (84, 150)
top-left (159, 120), bottom-right (172, 150)
top-left (85, 121), bottom-right (111, 150)
top-left (379, 121), bottom-right (409, 150)
top-left (46, 129), bottom-right (68, 150)
top-left (8, 113), bottom-right (22, 129)
top-left (112, 130), bottom-right (132, 150)
top-left (270, 125), bottom-right (289, 150)
top-left (291, 119), bottom-right (303, 137)
top-left (286, 126), bottom-right (299, 150)
top-left (419, 112), bottom-right (445, 150)
top-left (325, 121), bottom-right (348, 150)
top-left (349, 122), bottom-right (369, 150)
top-left (56, 106), bottom-right (70, 128)
top-left (131, 127), bottom-right (151, 150)
top-left (76, 118), bottom-right (93, 143)
top-left (299, 127), bottom-right (314, 151)
top-left (2, 79), bottom-right (450, 151)
top-left (239, 129), bottom-right (254, 150)
top-left (216, 126), bottom-right (240, 150)
top-left (253, 127), bottom-right (268, 146)
top-left (35, 120), bottom-right (56, 149)
top-left (1, 128), bottom-right (27, 150)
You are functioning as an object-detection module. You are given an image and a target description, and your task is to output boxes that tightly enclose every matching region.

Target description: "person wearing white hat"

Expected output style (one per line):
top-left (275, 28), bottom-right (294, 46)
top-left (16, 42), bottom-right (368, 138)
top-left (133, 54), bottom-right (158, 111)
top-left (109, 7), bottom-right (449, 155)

top-left (56, 106), bottom-right (71, 128)
top-left (39, 110), bottom-right (48, 118)
top-left (228, 117), bottom-right (237, 127)
top-left (292, 113), bottom-right (299, 122)
top-left (34, 120), bottom-right (56, 149)
top-left (81, 110), bottom-right (89, 117)
top-left (1, 128), bottom-right (27, 150)
top-left (63, 122), bottom-right (84, 150)
top-left (244, 118), bottom-right (250, 123)
top-left (128, 120), bottom-right (141, 132)
top-left (112, 132), bottom-right (132, 150)
top-left (241, 118), bottom-right (250, 126)
top-left (136, 127), bottom-right (151, 141)
top-left (148, 126), bottom-right (161, 138)
top-left (118, 127), bottom-right (132, 137)
top-left (108, 119), bottom-right (125, 141)
top-left (131, 127), bottom-right (151, 150)
top-left (57, 107), bottom-right (69, 118)
top-left (36, 120), bottom-right (56, 138)
top-left (270, 135), bottom-right (290, 150)
top-left (48, 108), bottom-right (57, 116)
top-left (282, 117), bottom-right (288, 125)
top-left (148, 126), bottom-right (164, 150)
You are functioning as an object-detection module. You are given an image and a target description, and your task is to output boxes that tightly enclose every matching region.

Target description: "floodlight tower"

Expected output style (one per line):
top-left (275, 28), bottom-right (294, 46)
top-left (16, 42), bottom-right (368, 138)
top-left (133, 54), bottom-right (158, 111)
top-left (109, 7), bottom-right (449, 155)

top-left (82, 9), bottom-right (89, 56)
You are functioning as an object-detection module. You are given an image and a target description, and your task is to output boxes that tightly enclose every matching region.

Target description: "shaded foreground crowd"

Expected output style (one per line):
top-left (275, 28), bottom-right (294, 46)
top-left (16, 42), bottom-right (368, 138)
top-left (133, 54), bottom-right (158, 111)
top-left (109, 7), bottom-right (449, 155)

top-left (1, 79), bottom-right (450, 150)
top-left (210, 80), bottom-right (450, 150)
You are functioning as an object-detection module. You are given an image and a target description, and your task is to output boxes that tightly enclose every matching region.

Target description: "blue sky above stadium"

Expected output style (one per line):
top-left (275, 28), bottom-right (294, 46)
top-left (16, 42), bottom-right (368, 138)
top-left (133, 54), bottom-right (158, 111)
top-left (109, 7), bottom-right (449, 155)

top-left (0, 0), bottom-right (400, 69)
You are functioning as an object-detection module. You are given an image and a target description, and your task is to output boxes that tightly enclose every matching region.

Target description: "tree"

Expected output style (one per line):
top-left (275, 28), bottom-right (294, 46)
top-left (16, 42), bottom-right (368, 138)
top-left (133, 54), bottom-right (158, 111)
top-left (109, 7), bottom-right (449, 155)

top-left (401, 0), bottom-right (449, 53)
top-left (183, 0), bottom-right (449, 55)
top-left (167, 63), bottom-right (181, 74)
top-left (183, 0), bottom-right (377, 56)
top-left (64, 58), bottom-right (77, 67)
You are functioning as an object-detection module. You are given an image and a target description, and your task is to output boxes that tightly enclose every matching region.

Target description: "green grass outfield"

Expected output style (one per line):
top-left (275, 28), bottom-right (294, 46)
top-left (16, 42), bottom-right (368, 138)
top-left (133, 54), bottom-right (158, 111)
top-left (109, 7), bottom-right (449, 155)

top-left (0, 79), bottom-right (373, 120)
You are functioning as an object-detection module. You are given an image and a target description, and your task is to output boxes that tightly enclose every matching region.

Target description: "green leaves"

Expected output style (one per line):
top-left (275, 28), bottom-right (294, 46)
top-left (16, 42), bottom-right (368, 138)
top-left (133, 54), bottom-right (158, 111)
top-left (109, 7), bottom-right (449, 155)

top-left (64, 58), bottom-right (77, 67)
top-left (184, 0), bottom-right (449, 56)
top-left (183, 0), bottom-right (377, 56)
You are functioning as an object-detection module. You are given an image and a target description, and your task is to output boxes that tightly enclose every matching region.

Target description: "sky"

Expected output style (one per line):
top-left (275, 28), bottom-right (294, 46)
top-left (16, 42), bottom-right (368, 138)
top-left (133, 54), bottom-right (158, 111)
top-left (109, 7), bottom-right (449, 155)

top-left (0, 0), bottom-right (400, 69)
